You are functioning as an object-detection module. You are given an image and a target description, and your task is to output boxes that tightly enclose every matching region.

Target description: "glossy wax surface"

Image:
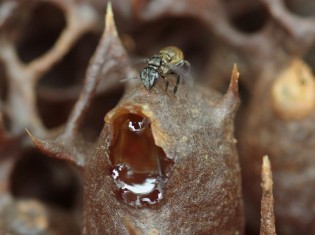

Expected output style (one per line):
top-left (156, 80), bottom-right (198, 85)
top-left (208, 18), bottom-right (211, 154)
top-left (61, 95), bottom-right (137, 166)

top-left (109, 114), bottom-right (173, 207)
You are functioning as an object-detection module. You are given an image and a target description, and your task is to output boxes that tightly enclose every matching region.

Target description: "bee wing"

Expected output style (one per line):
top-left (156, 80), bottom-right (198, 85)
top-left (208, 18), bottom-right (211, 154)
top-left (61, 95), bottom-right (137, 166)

top-left (169, 61), bottom-right (194, 86)
top-left (128, 56), bottom-right (148, 67)
top-left (119, 56), bottom-right (146, 83)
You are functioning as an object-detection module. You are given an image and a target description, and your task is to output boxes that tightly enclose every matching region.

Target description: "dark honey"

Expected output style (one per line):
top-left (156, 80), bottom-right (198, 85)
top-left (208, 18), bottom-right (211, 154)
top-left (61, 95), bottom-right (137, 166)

top-left (109, 113), bottom-right (173, 207)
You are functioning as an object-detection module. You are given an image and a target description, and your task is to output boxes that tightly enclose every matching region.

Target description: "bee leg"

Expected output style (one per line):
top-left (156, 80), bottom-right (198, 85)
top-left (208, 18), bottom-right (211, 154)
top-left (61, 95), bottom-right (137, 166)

top-left (161, 76), bottom-right (169, 92)
top-left (173, 74), bottom-right (181, 94)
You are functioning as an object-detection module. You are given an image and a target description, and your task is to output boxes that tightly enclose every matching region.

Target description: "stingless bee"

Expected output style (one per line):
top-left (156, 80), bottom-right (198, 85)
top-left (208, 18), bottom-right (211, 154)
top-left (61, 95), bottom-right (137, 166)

top-left (125, 46), bottom-right (191, 94)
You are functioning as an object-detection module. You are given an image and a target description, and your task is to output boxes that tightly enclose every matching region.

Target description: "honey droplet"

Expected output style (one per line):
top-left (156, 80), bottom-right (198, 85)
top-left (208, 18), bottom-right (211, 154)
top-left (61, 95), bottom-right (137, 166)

top-left (109, 114), bottom-right (173, 207)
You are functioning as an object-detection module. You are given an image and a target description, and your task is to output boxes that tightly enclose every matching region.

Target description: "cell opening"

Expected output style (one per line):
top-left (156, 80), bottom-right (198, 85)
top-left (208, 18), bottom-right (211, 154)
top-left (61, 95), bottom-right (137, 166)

top-left (1, 110), bottom-right (11, 132)
top-left (38, 33), bottom-right (100, 89)
top-left (285, 0), bottom-right (315, 17)
top-left (228, 2), bottom-right (269, 34)
top-left (79, 87), bottom-right (125, 142)
top-left (36, 32), bottom-right (101, 129)
top-left (108, 112), bottom-right (174, 207)
top-left (15, 2), bottom-right (66, 63)
top-left (0, 63), bottom-right (8, 101)
top-left (9, 149), bottom-right (82, 210)
top-left (36, 96), bottom-right (76, 130)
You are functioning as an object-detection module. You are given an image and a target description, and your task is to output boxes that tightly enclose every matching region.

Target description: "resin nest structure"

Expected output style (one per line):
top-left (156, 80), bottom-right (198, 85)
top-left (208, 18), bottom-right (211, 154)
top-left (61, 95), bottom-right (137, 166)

top-left (29, 8), bottom-right (244, 232)
top-left (239, 59), bottom-right (315, 235)
top-left (0, 0), bottom-right (315, 234)
top-left (84, 69), bottom-right (243, 234)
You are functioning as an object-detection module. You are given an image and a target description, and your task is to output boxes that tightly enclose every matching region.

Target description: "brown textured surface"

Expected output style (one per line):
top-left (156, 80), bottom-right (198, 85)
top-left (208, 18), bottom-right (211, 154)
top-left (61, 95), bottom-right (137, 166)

top-left (83, 68), bottom-right (243, 234)
top-left (30, 9), bottom-right (244, 232)
top-left (238, 61), bottom-right (315, 234)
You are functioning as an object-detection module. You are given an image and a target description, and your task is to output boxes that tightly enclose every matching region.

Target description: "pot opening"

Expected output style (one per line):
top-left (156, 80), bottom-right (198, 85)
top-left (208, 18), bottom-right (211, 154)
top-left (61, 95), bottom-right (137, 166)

top-left (109, 113), bottom-right (173, 207)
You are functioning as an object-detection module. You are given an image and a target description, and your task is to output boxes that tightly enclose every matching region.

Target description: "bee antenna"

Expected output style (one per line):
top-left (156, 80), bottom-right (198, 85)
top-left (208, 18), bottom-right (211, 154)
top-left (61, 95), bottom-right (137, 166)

top-left (120, 77), bottom-right (139, 83)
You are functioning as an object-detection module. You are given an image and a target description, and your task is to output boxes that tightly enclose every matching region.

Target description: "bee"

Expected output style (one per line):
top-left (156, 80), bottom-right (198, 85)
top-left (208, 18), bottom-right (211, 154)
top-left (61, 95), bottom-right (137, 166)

top-left (139, 46), bottom-right (190, 94)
